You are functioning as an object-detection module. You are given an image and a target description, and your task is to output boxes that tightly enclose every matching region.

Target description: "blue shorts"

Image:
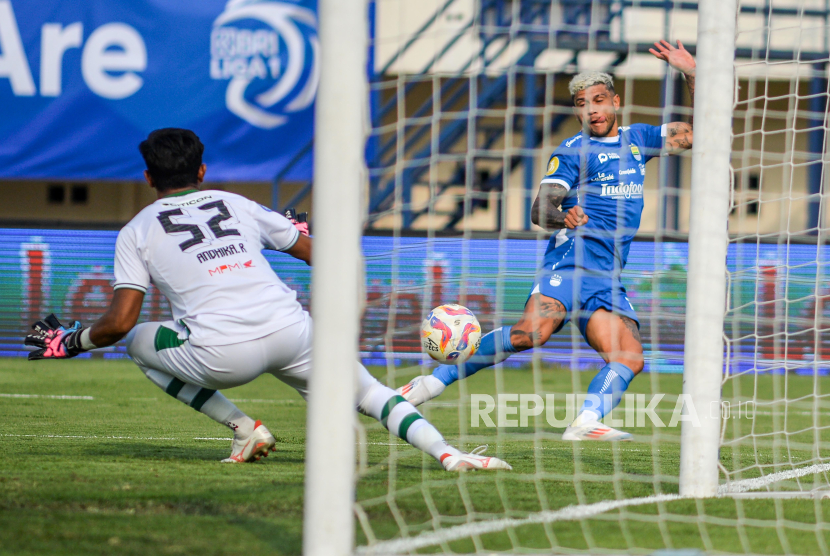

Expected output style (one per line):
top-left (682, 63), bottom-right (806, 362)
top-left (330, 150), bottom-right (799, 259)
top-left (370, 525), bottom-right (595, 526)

top-left (528, 249), bottom-right (639, 341)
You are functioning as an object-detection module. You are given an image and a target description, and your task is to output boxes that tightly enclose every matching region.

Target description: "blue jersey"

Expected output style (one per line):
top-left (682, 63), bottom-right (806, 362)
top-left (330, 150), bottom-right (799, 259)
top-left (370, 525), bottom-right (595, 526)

top-left (540, 124), bottom-right (665, 273)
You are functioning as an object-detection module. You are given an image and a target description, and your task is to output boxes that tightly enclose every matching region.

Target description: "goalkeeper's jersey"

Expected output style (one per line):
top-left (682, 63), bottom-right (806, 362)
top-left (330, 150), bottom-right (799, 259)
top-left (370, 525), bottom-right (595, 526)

top-left (113, 189), bottom-right (304, 347)
top-left (539, 124), bottom-right (665, 272)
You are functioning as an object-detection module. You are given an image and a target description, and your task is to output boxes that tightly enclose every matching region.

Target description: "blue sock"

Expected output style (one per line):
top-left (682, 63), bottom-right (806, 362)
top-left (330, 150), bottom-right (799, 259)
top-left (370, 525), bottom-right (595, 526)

top-left (580, 362), bottom-right (636, 420)
top-left (432, 326), bottom-right (518, 386)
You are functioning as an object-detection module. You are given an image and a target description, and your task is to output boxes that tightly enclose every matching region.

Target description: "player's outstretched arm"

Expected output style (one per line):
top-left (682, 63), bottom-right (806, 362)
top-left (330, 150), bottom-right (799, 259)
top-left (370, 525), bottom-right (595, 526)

top-left (531, 183), bottom-right (588, 230)
top-left (88, 288), bottom-right (145, 347)
top-left (286, 234), bottom-right (312, 265)
top-left (650, 39), bottom-right (696, 154)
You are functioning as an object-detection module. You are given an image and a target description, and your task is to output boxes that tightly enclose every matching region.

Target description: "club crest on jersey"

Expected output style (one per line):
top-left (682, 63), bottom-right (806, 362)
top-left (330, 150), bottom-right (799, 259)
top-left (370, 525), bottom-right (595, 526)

top-left (546, 157), bottom-right (560, 175)
top-left (630, 145), bottom-right (642, 161)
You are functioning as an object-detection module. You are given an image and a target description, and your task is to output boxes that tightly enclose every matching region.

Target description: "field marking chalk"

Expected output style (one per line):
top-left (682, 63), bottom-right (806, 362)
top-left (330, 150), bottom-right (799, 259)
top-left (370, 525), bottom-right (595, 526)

top-left (717, 463), bottom-right (830, 494)
top-left (0, 393), bottom-right (94, 400)
top-left (0, 394), bottom-right (302, 405)
top-left (3, 433), bottom-right (228, 442)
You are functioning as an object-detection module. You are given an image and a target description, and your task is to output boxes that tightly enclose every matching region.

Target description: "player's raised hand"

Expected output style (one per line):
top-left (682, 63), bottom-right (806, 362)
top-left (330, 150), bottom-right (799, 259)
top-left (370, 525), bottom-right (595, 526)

top-left (649, 40), bottom-right (695, 75)
top-left (24, 313), bottom-right (87, 360)
top-left (564, 206), bottom-right (589, 229)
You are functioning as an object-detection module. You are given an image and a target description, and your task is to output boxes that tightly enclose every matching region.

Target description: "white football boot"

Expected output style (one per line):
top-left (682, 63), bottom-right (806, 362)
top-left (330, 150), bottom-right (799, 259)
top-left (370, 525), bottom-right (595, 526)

top-left (397, 375), bottom-right (447, 407)
top-left (221, 420), bottom-right (277, 463)
top-left (441, 445), bottom-right (513, 471)
top-left (561, 421), bottom-right (633, 441)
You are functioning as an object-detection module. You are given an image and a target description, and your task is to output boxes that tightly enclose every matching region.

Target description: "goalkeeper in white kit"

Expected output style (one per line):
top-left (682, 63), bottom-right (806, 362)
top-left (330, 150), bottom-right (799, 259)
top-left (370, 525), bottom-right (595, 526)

top-left (24, 128), bottom-right (510, 472)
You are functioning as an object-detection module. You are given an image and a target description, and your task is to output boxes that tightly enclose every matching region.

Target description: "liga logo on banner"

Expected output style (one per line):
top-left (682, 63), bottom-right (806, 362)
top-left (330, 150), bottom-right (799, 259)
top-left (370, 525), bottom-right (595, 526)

top-left (210, 0), bottom-right (320, 129)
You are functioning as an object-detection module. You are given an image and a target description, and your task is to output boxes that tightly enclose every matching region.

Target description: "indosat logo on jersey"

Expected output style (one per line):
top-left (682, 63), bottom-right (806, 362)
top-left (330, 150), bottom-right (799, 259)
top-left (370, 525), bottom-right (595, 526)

top-left (0, 0), bottom-right (318, 129)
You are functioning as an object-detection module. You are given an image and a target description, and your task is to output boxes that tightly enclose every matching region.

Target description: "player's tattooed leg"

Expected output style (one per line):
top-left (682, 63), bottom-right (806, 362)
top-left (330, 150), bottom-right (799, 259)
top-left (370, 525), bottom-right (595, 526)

top-left (620, 315), bottom-right (642, 344)
top-left (412, 294), bottom-right (564, 397)
top-left (540, 297), bottom-right (567, 320)
top-left (616, 315), bottom-right (644, 373)
top-left (584, 309), bottom-right (644, 373)
top-left (510, 294), bottom-right (565, 350)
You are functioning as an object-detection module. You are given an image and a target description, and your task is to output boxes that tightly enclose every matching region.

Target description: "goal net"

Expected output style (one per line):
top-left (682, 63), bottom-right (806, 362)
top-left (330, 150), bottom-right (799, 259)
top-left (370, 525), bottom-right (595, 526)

top-left (343, 0), bottom-right (830, 553)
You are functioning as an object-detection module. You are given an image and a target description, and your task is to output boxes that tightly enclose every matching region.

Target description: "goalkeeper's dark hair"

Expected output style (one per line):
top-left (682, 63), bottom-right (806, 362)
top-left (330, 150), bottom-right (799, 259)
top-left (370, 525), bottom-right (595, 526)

top-left (139, 128), bottom-right (204, 192)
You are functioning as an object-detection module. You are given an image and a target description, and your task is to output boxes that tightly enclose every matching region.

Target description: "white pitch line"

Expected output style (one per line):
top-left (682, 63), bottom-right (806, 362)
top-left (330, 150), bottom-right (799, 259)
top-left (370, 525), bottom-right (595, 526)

top-left (356, 463), bottom-right (830, 555)
top-left (2, 433), bottom-right (228, 442)
top-left (718, 463), bottom-right (830, 494)
top-left (0, 393), bottom-right (94, 400)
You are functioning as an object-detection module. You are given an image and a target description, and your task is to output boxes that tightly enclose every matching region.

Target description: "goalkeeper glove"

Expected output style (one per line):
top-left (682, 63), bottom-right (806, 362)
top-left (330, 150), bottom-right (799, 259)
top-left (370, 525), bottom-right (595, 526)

top-left (24, 313), bottom-right (87, 361)
top-left (284, 208), bottom-right (310, 237)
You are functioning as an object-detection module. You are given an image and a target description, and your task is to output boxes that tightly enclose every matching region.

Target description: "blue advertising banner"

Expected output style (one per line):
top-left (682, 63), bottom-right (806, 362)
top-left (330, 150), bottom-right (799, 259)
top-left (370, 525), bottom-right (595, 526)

top-left (1, 228), bottom-right (829, 375)
top-left (0, 0), bottom-right (317, 180)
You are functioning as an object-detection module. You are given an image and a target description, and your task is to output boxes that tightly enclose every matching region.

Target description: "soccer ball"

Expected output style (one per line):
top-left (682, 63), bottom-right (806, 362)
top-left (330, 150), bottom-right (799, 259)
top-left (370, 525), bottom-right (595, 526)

top-left (421, 304), bottom-right (481, 363)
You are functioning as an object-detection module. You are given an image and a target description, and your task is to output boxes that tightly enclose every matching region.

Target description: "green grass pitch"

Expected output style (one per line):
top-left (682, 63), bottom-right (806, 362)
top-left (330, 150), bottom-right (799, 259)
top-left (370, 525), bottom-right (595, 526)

top-left (2, 357), bottom-right (830, 555)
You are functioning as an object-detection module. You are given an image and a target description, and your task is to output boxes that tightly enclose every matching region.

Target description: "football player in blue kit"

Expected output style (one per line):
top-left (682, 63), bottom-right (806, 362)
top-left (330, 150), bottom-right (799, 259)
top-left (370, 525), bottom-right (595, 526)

top-left (398, 40), bottom-right (697, 440)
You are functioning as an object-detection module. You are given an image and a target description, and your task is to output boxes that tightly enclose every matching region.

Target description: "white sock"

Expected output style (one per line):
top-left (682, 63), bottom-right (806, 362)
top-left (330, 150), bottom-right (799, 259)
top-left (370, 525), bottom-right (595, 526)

top-left (141, 367), bottom-right (255, 436)
top-left (357, 378), bottom-right (461, 462)
top-left (572, 409), bottom-right (601, 427)
top-left (201, 394), bottom-right (256, 437)
top-left (422, 375), bottom-right (447, 397)
top-left (406, 418), bottom-right (461, 461)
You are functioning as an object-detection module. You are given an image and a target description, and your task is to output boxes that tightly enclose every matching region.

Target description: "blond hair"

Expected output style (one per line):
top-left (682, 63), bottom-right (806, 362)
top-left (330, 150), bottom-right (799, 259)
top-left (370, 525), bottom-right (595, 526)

top-left (568, 71), bottom-right (615, 98)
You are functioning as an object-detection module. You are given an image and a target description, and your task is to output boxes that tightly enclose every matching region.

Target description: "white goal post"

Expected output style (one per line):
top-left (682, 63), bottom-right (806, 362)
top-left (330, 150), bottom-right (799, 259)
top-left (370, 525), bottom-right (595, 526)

top-left (303, 0), bottom-right (816, 556)
top-left (303, 0), bottom-right (367, 554)
top-left (680, 0), bottom-right (738, 496)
